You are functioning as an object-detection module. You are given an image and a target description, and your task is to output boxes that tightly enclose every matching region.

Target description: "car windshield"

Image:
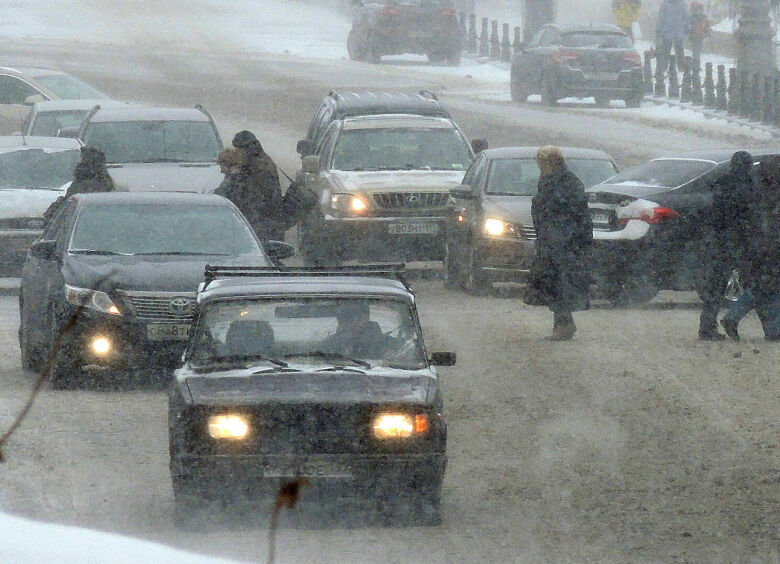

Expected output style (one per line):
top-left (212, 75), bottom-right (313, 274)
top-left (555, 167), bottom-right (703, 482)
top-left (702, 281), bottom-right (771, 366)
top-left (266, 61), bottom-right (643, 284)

top-left (486, 157), bottom-right (618, 196)
top-left (82, 121), bottom-right (221, 164)
top-left (606, 159), bottom-right (717, 188)
top-left (189, 297), bottom-right (426, 370)
top-left (561, 32), bottom-right (633, 49)
top-left (331, 127), bottom-right (471, 171)
top-left (0, 148), bottom-right (79, 189)
top-left (32, 73), bottom-right (108, 99)
top-left (69, 204), bottom-right (261, 256)
top-left (30, 110), bottom-right (90, 136)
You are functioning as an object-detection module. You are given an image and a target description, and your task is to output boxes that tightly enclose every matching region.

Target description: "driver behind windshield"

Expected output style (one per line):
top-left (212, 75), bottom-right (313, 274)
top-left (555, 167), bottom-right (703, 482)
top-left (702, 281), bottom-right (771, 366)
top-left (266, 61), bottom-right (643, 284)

top-left (320, 300), bottom-right (400, 358)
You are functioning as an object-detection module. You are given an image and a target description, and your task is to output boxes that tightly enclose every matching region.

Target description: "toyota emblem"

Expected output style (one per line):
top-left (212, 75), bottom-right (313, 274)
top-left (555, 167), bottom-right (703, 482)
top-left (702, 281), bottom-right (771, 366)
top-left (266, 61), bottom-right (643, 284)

top-left (169, 297), bottom-right (192, 315)
top-left (405, 194), bottom-right (419, 204)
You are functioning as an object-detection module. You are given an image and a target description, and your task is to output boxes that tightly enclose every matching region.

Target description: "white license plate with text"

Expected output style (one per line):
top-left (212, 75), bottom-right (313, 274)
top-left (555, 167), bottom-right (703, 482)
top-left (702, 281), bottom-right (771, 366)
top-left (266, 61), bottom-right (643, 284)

top-left (262, 458), bottom-right (353, 479)
top-left (146, 323), bottom-right (190, 341)
top-left (387, 222), bottom-right (439, 235)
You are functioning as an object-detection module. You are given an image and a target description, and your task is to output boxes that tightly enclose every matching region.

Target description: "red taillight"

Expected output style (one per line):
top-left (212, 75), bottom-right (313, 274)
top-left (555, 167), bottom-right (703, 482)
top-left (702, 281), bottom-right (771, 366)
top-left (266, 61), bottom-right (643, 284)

top-left (553, 49), bottom-right (578, 63)
top-left (380, 5), bottom-right (400, 16)
top-left (618, 206), bottom-right (681, 226)
top-left (623, 51), bottom-right (642, 67)
top-left (440, 6), bottom-right (457, 17)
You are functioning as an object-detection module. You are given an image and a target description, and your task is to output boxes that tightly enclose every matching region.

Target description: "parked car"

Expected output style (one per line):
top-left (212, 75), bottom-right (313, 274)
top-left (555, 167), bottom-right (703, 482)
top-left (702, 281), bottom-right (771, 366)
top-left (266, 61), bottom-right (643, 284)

top-left (297, 89), bottom-right (452, 157)
top-left (445, 147), bottom-right (618, 293)
top-left (18, 192), bottom-right (293, 386)
top-left (587, 148), bottom-right (780, 303)
top-left (347, 0), bottom-right (462, 65)
top-left (0, 66), bottom-right (109, 134)
top-left (510, 24), bottom-right (643, 107)
top-left (297, 113), bottom-right (481, 264)
top-left (21, 99), bottom-right (135, 137)
top-left (76, 105), bottom-right (223, 192)
top-left (168, 264), bottom-right (455, 527)
top-left (0, 136), bottom-right (82, 274)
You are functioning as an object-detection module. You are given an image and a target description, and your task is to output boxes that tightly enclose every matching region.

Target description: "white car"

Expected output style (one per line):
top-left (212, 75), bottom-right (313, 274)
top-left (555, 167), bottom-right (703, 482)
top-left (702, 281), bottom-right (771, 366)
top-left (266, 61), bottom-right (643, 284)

top-left (21, 99), bottom-right (136, 137)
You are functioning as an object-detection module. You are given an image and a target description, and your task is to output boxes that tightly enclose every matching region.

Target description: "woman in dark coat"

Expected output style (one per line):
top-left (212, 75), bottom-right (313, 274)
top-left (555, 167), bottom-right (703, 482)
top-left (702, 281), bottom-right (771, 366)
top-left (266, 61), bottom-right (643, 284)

top-left (528, 146), bottom-right (593, 340)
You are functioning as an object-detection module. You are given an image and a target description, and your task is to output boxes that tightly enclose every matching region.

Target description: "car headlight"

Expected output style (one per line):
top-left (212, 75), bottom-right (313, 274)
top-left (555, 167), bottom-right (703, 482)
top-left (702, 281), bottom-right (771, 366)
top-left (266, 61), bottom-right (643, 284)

top-left (207, 414), bottom-right (250, 440)
top-left (373, 413), bottom-right (429, 439)
top-left (65, 285), bottom-right (121, 315)
top-left (331, 193), bottom-right (368, 215)
top-left (484, 218), bottom-right (520, 238)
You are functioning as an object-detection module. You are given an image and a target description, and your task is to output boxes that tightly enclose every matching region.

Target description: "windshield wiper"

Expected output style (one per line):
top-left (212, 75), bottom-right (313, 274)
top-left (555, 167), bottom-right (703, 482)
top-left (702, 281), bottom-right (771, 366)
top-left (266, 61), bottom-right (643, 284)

top-left (283, 351), bottom-right (371, 369)
top-left (194, 355), bottom-right (289, 373)
top-left (137, 158), bottom-right (188, 163)
top-left (252, 366), bottom-right (302, 374)
top-left (69, 249), bottom-right (132, 255)
top-left (316, 366), bottom-right (366, 374)
top-left (131, 251), bottom-right (230, 256)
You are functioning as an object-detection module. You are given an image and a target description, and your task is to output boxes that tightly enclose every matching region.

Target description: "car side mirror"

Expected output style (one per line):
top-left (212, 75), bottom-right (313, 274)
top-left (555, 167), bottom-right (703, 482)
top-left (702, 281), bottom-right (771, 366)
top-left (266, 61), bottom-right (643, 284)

top-left (471, 138), bottom-right (488, 154)
top-left (301, 155), bottom-right (320, 174)
top-left (297, 139), bottom-right (315, 157)
top-left (450, 186), bottom-right (474, 200)
top-left (263, 240), bottom-right (296, 262)
top-left (430, 352), bottom-right (456, 366)
top-left (24, 94), bottom-right (45, 106)
top-left (30, 239), bottom-right (57, 261)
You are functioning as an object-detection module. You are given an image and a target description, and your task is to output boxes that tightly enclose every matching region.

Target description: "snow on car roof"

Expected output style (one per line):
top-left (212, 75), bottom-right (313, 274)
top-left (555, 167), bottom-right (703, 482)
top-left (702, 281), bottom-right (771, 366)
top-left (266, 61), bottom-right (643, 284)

top-left (481, 146), bottom-right (614, 160)
top-left (341, 114), bottom-right (456, 130)
top-left (0, 135), bottom-right (81, 152)
top-left (31, 99), bottom-right (135, 112)
top-left (87, 106), bottom-right (211, 122)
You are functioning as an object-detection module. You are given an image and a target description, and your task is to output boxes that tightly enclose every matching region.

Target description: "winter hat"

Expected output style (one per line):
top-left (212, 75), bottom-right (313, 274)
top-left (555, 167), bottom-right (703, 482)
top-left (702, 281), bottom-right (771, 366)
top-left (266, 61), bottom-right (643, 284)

top-left (80, 145), bottom-right (106, 166)
top-left (232, 130), bottom-right (259, 149)
top-left (730, 151), bottom-right (753, 174)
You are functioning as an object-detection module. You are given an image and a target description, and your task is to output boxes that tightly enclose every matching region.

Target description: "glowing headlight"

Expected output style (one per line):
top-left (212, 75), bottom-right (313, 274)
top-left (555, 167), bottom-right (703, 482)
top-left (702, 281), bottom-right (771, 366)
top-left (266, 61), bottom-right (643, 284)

top-left (91, 336), bottom-right (112, 355)
top-left (484, 218), bottom-right (519, 237)
top-left (65, 285), bottom-right (121, 315)
top-left (207, 414), bottom-right (250, 440)
top-left (372, 413), bottom-right (429, 439)
top-left (331, 193), bottom-right (368, 215)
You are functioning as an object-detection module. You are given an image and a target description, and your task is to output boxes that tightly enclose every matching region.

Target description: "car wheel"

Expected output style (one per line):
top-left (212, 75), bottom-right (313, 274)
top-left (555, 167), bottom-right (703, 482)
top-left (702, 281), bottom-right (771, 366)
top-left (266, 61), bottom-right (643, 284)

top-left (443, 239), bottom-right (460, 290)
top-left (624, 90), bottom-right (644, 108)
top-left (46, 306), bottom-right (79, 389)
top-left (510, 76), bottom-right (530, 103)
top-left (19, 301), bottom-right (44, 373)
top-left (347, 29), bottom-right (366, 61)
top-left (462, 243), bottom-right (490, 295)
top-left (594, 95), bottom-right (611, 107)
top-left (540, 76), bottom-right (558, 107)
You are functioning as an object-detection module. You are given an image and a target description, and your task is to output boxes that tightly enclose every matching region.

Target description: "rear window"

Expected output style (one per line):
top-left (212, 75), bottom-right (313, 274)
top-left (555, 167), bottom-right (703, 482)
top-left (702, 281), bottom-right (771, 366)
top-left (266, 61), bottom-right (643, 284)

top-left (32, 74), bottom-right (108, 100)
top-left (486, 158), bottom-right (618, 196)
top-left (607, 159), bottom-right (717, 189)
top-left (0, 148), bottom-right (79, 189)
top-left (561, 32), bottom-right (633, 49)
top-left (30, 110), bottom-right (88, 136)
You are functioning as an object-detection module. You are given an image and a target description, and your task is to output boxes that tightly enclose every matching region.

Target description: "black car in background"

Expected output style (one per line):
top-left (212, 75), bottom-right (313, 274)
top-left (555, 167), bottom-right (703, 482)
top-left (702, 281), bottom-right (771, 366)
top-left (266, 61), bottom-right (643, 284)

top-left (169, 265), bottom-right (455, 526)
top-left (588, 149), bottom-right (780, 303)
top-left (18, 192), bottom-right (292, 386)
top-left (347, 0), bottom-right (462, 65)
top-left (510, 23), bottom-right (643, 107)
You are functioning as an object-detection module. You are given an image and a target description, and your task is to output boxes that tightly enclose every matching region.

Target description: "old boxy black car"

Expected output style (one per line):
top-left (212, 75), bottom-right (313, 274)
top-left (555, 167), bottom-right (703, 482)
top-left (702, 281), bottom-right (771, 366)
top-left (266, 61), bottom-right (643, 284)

top-left (18, 192), bottom-right (291, 386)
top-left (168, 265), bottom-right (455, 526)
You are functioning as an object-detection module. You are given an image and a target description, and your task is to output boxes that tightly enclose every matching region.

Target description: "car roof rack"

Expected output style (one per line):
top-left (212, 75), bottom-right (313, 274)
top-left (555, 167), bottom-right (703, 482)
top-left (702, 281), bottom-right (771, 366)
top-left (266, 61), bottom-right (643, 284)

top-left (203, 264), bottom-right (410, 291)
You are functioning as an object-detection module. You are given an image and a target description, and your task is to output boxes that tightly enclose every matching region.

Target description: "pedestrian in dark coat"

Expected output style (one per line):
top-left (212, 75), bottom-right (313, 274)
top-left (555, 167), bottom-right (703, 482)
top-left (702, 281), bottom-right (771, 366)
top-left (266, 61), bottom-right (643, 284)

top-left (42, 146), bottom-right (114, 226)
top-left (655, 0), bottom-right (690, 79)
top-left (528, 146), bottom-right (593, 340)
top-left (231, 130), bottom-right (285, 241)
top-left (698, 150), bottom-right (756, 340)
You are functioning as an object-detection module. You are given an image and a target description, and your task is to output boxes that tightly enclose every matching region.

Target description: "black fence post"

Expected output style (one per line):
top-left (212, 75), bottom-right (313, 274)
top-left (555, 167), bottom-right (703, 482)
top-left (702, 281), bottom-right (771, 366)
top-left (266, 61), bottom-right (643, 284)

top-left (739, 70), bottom-right (750, 118)
top-left (716, 65), bottom-right (728, 111)
top-left (762, 75), bottom-right (775, 124)
top-left (704, 62), bottom-right (716, 108)
top-left (691, 65), bottom-right (703, 105)
top-left (775, 77), bottom-right (780, 129)
top-left (680, 57), bottom-right (692, 103)
top-left (501, 23), bottom-right (511, 62)
top-left (513, 26), bottom-right (523, 56)
top-left (668, 56), bottom-right (679, 98)
top-left (459, 12), bottom-right (467, 47)
top-left (468, 13), bottom-right (477, 53)
top-left (751, 73), bottom-right (763, 121)
top-left (479, 17), bottom-right (489, 57)
top-left (490, 20), bottom-right (500, 59)
top-left (654, 50), bottom-right (666, 96)
top-left (643, 51), bottom-right (654, 93)
top-left (727, 67), bottom-right (739, 115)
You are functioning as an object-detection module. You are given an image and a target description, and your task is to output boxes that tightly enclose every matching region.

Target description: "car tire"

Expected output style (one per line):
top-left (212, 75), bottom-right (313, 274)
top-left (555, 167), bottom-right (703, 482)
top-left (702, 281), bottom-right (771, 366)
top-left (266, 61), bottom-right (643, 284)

top-left (594, 95), bottom-right (611, 107)
top-left (540, 76), bottom-right (559, 107)
top-left (462, 243), bottom-right (490, 295)
top-left (443, 239), bottom-right (459, 290)
top-left (19, 302), bottom-right (44, 373)
top-left (46, 307), bottom-right (80, 389)
top-left (624, 90), bottom-right (644, 108)
top-left (510, 76), bottom-right (529, 103)
top-left (347, 29), bottom-right (366, 61)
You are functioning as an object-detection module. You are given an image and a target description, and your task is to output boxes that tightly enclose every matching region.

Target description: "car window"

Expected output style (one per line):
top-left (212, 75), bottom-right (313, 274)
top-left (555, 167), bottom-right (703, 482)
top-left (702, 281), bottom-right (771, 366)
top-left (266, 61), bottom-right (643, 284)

top-left (0, 147), bottom-right (80, 189)
top-left (306, 103), bottom-right (328, 142)
top-left (0, 75), bottom-right (42, 105)
top-left (528, 28), bottom-right (546, 47)
top-left (313, 107), bottom-right (333, 147)
top-left (539, 29), bottom-right (560, 47)
top-left (30, 109), bottom-right (90, 136)
top-left (42, 199), bottom-right (76, 242)
top-left (330, 127), bottom-right (471, 171)
top-left (69, 204), bottom-right (261, 256)
top-left (607, 159), bottom-right (718, 189)
top-left (31, 73), bottom-right (108, 99)
top-left (468, 155), bottom-right (487, 191)
top-left (561, 32), bottom-right (633, 49)
top-left (461, 155), bottom-right (481, 186)
top-left (486, 157), bottom-right (618, 196)
top-left (82, 120), bottom-right (221, 163)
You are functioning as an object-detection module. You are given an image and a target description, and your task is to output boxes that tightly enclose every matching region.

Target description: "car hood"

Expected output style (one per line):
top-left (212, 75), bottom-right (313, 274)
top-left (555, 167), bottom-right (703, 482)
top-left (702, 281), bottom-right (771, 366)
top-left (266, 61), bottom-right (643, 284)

top-left (182, 371), bottom-right (434, 406)
top-left (62, 253), bottom-right (267, 292)
top-left (107, 163), bottom-right (222, 193)
top-left (329, 169), bottom-right (465, 193)
top-left (482, 195), bottom-right (533, 225)
top-left (587, 181), bottom-right (674, 199)
top-left (0, 187), bottom-right (64, 219)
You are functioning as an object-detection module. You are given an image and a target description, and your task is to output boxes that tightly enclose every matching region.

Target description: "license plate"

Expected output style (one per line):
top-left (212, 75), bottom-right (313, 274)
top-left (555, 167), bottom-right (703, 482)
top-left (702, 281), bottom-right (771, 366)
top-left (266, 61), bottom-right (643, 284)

top-left (584, 72), bottom-right (619, 81)
top-left (387, 222), bottom-right (439, 235)
top-left (591, 211), bottom-right (611, 224)
top-left (262, 458), bottom-right (353, 479)
top-left (146, 323), bottom-right (190, 341)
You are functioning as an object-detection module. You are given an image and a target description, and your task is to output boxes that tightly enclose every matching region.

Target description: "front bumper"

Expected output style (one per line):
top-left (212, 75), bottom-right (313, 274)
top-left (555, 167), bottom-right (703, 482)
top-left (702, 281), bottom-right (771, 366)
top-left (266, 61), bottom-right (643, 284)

top-left (557, 67), bottom-right (643, 98)
top-left (476, 237), bottom-right (536, 282)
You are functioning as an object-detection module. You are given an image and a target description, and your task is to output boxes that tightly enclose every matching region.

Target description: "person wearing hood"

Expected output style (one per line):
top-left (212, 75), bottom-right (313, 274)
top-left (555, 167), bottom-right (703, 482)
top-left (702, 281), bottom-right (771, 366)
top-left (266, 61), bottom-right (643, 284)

top-left (698, 150), bottom-right (756, 340)
top-left (655, 0), bottom-right (690, 78)
top-left (526, 146), bottom-right (593, 341)
top-left (230, 130), bottom-right (285, 241)
top-left (688, 1), bottom-right (711, 73)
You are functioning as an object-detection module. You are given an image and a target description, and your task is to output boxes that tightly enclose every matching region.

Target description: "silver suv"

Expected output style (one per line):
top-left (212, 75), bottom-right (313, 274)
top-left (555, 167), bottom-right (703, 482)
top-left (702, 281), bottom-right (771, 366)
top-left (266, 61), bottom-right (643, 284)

top-left (298, 113), bottom-right (477, 264)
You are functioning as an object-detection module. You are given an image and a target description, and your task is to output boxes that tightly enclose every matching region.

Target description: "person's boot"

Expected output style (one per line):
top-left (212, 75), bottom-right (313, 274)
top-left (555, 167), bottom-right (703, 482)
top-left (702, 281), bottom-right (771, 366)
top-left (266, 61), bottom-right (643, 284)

top-left (546, 312), bottom-right (576, 341)
top-left (698, 309), bottom-right (725, 341)
top-left (719, 318), bottom-right (740, 341)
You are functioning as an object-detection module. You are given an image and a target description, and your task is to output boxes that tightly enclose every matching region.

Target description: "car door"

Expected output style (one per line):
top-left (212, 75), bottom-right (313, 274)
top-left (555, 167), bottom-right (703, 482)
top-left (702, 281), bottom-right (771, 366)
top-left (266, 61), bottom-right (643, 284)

top-left (535, 27), bottom-right (562, 87)
top-left (448, 154), bottom-right (487, 263)
top-left (0, 75), bottom-right (47, 134)
top-left (513, 27), bottom-right (546, 92)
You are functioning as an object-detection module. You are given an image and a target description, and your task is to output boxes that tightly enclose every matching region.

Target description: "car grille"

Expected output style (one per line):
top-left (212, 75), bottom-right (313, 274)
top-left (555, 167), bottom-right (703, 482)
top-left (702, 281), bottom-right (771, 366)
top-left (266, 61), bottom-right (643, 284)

top-left (120, 291), bottom-right (197, 322)
top-left (371, 192), bottom-right (449, 210)
top-left (520, 224), bottom-right (537, 240)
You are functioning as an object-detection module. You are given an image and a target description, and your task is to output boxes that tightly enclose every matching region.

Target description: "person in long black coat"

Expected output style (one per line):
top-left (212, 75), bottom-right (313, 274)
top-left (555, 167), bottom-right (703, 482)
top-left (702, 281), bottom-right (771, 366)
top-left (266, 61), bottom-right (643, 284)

top-left (698, 151), bottom-right (755, 340)
top-left (528, 146), bottom-right (593, 340)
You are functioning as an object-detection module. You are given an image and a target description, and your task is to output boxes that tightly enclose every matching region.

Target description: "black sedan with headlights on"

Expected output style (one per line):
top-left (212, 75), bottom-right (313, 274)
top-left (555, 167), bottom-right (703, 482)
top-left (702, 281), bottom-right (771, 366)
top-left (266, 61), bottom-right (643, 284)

top-left (18, 192), bottom-right (293, 387)
top-left (445, 146), bottom-right (618, 293)
top-left (168, 265), bottom-right (455, 527)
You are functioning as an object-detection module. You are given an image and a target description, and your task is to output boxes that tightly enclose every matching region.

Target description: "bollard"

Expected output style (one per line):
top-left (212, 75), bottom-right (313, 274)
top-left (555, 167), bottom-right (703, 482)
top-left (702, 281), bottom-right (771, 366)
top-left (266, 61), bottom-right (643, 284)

top-left (459, 12), bottom-right (468, 46)
top-left (654, 66), bottom-right (666, 97)
top-left (716, 65), bottom-right (728, 111)
top-left (691, 67), bottom-right (703, 105)
top-left (727, 67), bottom-right (739, 115)
top-left (501, 23), bottom-right (511, 62)
top-left (490, 20), bottom-right (500, 60)
top-left (667, 56), bottom-right (680, 98)
top-left (762, 75), bottom-right (774, 124)
top-left (775, 77), bottom-right (780, 128)
top-left (739, 70), bottom-right (750, 118)
top-left (643, 51), bottom-right (654, 93)
top-left (680, 57), bottom-right (692, 103)
top-left (704, 62), bottom-right (716, 108)
top-left (751, 73), bottom-right (763, 121)
top-left (468, 13), bottom-right (477, 53)
top-left (479, 17), bottom-right (489, 57)
top-left (513, 26), bottom-right (523, 56)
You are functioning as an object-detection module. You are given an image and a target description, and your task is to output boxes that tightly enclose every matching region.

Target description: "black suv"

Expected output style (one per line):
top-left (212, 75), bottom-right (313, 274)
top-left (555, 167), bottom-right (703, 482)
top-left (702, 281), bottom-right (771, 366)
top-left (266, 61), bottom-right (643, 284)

top-left (296, 90), bottom-right (451, 157)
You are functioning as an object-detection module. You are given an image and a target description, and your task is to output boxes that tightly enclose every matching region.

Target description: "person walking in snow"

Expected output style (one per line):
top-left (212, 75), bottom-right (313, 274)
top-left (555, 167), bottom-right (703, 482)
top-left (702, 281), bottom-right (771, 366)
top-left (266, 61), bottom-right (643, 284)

top-left (655, 0), bottom-right (690, 78)
top-left (688, 1), bottom-right (711, 72)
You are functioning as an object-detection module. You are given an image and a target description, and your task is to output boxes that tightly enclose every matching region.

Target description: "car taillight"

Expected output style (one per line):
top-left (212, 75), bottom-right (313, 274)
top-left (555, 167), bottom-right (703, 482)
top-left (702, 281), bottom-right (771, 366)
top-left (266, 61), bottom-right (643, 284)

top-left (623, 51), bottom-right (642, 67)
top-left (440, 6), bottom-right (457, 17)
top-left (618, 206), bottom-right (681, 225)
top-left (553, 49), bottom-right (578, 63)
top-left (380, 5), bottom-right (400, 16)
